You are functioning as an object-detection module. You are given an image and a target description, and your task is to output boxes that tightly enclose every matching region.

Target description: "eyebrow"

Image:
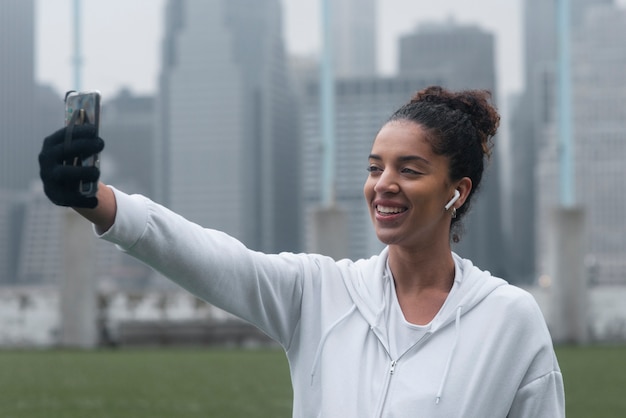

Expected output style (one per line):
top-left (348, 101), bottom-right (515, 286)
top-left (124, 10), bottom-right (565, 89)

top-left (368, 154), bottom-right (431, 165)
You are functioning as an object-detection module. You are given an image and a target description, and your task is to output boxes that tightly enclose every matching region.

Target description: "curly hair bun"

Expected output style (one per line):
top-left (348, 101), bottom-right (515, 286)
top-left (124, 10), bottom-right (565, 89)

top-left (411, 86), bottom-right (500, 159)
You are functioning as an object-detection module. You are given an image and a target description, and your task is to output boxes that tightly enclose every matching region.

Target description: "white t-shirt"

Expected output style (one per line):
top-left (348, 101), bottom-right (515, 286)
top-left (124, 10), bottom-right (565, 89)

top-left (385, 261), bottom-right (461, 359)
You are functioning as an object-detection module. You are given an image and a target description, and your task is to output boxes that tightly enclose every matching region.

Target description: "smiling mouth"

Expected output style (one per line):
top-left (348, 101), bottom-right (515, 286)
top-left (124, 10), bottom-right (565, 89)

top-left (376, 205), bottom-right (407, 215)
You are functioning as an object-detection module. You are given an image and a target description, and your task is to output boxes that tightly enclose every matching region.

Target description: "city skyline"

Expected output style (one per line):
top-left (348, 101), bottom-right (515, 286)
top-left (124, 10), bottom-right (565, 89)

top-left (2, 0), bottom-right (626, 349)
top-left (35, 0), bottom-right (524, 104)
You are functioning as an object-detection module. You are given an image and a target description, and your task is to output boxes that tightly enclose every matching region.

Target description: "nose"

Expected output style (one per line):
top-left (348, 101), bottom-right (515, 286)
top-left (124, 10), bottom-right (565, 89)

top-left (373, 169), bottom-right (400, 194)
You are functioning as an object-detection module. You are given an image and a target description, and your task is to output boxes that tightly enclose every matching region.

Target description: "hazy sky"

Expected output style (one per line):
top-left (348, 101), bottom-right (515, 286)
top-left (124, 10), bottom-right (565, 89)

top-left (36, 0), bottom-right (525, 104)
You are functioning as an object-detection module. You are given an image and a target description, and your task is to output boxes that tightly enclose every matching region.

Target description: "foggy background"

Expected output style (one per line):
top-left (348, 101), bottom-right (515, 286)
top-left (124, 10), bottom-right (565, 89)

top-left (1, 0), bottom-right (626, 347)
top-left (35, 0), bottom-right (524, 99)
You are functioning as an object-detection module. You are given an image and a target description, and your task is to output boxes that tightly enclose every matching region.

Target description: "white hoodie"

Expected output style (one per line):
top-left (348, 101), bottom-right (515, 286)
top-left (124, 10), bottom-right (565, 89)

top-left (100, 188), bottom-right (565, 417)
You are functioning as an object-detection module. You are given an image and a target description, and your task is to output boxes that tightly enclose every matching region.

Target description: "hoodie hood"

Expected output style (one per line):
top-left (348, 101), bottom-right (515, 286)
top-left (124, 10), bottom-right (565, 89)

top-left (344, 247), bottom-right (508, 333)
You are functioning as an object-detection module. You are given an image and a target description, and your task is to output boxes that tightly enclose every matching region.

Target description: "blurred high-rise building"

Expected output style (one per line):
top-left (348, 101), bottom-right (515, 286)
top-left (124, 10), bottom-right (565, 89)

top-left (16, 189), bottom-right (68, 285)
top-left (155, 0), bottom-right (300, 253)
top-left (35, 84), bottom-right (64, 140)
top-left (100, 89), bottom-right (156, 198)
top-left (503, 0), bottom-right (555, 285)
top-left (0, 0), bottom-right (36, 191)
top-left (508, 0), bottom-right (604, 284)
top-left (398, 21), bottom-right (496, 92)
top-left (0, 0), bottom-right (68, 285)
top-left (291, 0), bottom-right (377, 257)
top-left (509, 0), bottom-right (616, 284)
top-left (397, 21), bottom-right (505, 278)
top-left (0, 83), bottom-right (62, 285)
top-left (0, 190), bottom-right (22, 284)
top-left (331, 0), bottom-right (377, 78)
top-left (571, 2), bottom-right (626, 285)
top-left (535, 2), bottom-right (626, 285)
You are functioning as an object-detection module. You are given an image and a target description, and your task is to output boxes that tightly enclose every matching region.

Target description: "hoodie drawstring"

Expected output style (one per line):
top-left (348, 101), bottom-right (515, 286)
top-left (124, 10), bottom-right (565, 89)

top-left (435, 305), bottom-right (462, 404)
top-left (310, 304), bottom-right (357, 385)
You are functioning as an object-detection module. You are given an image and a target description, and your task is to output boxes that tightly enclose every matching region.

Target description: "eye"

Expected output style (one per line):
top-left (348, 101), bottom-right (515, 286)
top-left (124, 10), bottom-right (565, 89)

top-left (367, 165), bottom-right (382, 175)
top-left (401, 167), bottom-right (422, 175)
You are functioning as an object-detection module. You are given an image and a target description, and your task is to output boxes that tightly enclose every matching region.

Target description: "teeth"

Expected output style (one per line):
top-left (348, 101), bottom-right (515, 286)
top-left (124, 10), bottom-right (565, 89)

top-left (377, 205), bottom-right (406, 214)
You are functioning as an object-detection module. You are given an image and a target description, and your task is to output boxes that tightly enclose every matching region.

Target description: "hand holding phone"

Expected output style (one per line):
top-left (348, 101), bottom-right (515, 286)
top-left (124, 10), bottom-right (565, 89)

top-left (38, 91), bottom-right (104, 209)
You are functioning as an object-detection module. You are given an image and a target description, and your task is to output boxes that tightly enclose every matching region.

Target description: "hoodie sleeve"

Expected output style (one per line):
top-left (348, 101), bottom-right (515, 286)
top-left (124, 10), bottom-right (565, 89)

top-left (97, 187), bottom-right (308, 347)
top-left (504, 288), bottom-right (566, 418)
top-left (507, 369), bottom-right (565, 418)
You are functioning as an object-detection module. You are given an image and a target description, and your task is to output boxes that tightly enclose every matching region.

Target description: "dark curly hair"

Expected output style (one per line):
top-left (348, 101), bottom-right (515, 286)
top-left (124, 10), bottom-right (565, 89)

top-left (387, 86), bottom-right (500, 241)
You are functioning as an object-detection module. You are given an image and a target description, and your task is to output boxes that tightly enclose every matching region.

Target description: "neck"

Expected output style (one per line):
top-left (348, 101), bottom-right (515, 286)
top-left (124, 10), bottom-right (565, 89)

top-left (387, 244), bottom-right (455, 295)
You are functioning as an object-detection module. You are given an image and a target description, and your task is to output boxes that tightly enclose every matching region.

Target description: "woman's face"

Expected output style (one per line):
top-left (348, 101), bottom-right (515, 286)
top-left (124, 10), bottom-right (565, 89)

top-left (363, 120), bottom-right (457, 250)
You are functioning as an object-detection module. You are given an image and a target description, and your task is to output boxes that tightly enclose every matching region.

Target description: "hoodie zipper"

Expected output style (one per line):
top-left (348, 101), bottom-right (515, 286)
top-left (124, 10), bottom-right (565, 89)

top-left (373, 360), bottom-right (397, 417)
top-left (372, 332), bottom-right (434, 417)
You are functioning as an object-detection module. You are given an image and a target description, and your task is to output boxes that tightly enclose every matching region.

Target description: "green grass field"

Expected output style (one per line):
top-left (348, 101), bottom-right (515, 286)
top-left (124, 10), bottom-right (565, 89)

top-left (0, 345), bottom-right (624, 417)
top-left (0, 348), bottom-right (292, 418)
top-left (557, 346), bottom-right (626, 417)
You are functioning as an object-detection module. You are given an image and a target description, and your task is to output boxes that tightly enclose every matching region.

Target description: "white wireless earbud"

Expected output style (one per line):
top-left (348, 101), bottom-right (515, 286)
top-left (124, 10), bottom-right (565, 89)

top-left (444, 189), bottom-right (461, 210)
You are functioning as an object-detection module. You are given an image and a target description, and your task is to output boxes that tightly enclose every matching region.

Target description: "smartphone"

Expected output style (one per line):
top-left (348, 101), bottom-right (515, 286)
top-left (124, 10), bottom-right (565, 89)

top-left (64, 90), bottom-right (101, 197)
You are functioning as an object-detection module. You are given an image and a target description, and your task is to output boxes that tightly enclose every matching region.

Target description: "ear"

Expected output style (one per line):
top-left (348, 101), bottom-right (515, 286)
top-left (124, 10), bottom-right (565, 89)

top-left (453, 177), bottom-right (472, 209)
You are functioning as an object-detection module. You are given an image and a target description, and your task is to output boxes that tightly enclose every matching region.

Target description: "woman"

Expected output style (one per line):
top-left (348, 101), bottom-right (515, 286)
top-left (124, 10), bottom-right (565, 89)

top-left (39, 86), bottom-right (565, 417)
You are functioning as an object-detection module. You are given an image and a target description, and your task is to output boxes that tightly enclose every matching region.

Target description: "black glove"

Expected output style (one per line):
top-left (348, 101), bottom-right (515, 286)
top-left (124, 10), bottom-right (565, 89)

top-left (38, 124), bottom-right (105, 208)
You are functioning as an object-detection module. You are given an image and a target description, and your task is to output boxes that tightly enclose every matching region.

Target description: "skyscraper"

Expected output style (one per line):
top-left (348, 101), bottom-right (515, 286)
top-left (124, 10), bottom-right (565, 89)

top-left (504, 0), bottom-right (613, 283)
top-left (503, 0), bottom-right (555, 285)
top-left (398, 21), bottom-right (496, 92)
top-left (100, 89), bottom-right (155, 198)
top-left (0, 190), bottom-right (22, 284)
top-left (0, 0), bottom-right (62, 285)
top-left (536, 2), bottom-right (626, 285)
top-left (156, 0), bottom-right (299, 253)
top-left (331, 0), bottom-right (377, 78)
top-left (510, 0), bottom-right (616, 284)
top-left (397, 21), bottom-right (505, 277)
top-left (0, 0), bottom-right (36, 191)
